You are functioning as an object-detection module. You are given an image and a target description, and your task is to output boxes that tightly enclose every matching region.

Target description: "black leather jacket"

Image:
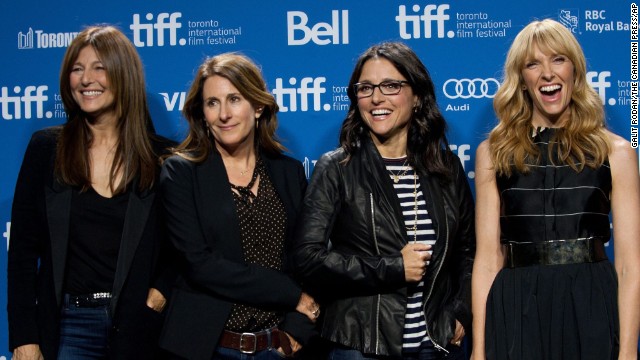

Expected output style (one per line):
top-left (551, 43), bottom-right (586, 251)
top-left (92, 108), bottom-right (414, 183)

top-left (293, 137), bottom-right (475, 357)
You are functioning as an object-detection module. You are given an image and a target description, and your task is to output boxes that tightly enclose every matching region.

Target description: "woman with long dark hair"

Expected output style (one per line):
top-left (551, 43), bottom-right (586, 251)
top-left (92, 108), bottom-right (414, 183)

top-left (294, 42), bottom-right (475, 359)
top-left (8, 25), bottom-right (174, 359)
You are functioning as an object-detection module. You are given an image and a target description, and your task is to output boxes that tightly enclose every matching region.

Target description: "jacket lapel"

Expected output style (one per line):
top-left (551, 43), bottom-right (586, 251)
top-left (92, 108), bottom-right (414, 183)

top-left (45, 180), bottom-right (72, 307)
top-left (362, 138), bottom-right (408, 243)
top-left (110, 184), bottom-right (154, 313)
top-left (422, 174), bottom-right (445, 255)
top-left (262, 156), bottom-right (294, 222)
top-left (196, 151), bottom-right (244, 260)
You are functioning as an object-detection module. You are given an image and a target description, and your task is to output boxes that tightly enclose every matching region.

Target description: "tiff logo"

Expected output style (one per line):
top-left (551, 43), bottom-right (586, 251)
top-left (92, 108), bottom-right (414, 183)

top-left (449, 144), bottom-right (474, 178)
top-left (587, 71), bottom-right (611, 104)
top-left (130, 12), bottom-right (185, 47)
top-left (396, 4), bottom-right (453, 39)
top-left (302, 157), bottom-right (318, 179)
top-left (4, 222), bottom-right (9, 251)
top-left (287, 10), bottom-right (349, 45)
top-left (0, 85), bottom-right (48, 120)
top-left (18, 28), bottom-right (34, 49)
top-left (272, 77), bottom-right (328, 112)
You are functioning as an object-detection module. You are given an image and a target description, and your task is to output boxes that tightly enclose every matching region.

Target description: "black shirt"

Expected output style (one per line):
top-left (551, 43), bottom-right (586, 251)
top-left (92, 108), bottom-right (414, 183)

top-left (64, 186), bottom-right (129, 295)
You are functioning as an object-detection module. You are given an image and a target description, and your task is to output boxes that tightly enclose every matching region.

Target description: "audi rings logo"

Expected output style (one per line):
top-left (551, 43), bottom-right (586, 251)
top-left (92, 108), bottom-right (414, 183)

top-left (443, 78), bottom-right (500, 99)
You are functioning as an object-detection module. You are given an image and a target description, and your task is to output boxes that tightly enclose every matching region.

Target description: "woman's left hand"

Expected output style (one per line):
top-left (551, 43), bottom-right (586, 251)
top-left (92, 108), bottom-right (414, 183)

top-left (146, 288), bottom-right (167, 313)
top-left (295, 292), bottom-right (320, 322)
top-left (450, 320), bottom-right (465, 346)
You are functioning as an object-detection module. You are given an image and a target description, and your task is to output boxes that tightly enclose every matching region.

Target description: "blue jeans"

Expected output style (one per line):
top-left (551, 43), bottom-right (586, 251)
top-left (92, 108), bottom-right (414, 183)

top-left (57, 295), bottom-right (112, 359)
top-left (329, 342), bottom-right (467, 360)
top-left (212, 346), bottom-right (287, 359)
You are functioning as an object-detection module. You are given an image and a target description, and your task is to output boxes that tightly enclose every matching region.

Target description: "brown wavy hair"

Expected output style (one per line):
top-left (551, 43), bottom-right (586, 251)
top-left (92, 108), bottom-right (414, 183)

top-left (173, 53), bottom-right (284, 163)
top-left (56, 25), bottom-right (157, 193)
top-left (490, 19), bottom-right (609, 176)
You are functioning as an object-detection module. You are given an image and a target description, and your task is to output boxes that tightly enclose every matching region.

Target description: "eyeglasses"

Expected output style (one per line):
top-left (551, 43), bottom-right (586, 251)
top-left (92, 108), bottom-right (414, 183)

top-left (353, 80), bottom-right (409, 98)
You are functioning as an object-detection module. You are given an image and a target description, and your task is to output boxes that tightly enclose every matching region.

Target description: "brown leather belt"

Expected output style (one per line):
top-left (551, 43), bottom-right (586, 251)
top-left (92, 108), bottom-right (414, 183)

top-left (218, 328), bottom-right (291, 355)
top-left (505, 238), bottom-right (607, 268)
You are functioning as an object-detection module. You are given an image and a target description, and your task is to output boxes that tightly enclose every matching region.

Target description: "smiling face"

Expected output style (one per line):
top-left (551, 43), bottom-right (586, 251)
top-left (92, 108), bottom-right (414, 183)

top-left (69, 46), bottom-right (116, 122)
top-left (522, 42), bottom-right (575, 127)
top-left (202, 75), bottom-right (263, 155)
top-left (357, 58), bottom-right (417, 152)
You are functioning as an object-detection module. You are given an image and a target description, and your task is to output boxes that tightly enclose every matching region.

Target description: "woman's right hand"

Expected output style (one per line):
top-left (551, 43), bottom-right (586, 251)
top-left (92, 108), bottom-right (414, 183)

top-left (12, 344), bottom-right (43, 360)
top-left (401, 243), bottom-right (431, 282)
top-left (295, 292), bottom-right (320, 322)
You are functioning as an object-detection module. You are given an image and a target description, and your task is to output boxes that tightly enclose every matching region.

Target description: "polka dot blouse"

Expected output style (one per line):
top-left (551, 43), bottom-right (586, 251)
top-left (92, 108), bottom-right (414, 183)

top-left (224, 156), bottom-right (287, 332)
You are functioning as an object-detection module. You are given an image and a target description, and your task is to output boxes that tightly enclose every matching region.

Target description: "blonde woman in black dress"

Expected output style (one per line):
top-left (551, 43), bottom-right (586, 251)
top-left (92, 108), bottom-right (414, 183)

top-left (472, 19), bottom-right (640, 359)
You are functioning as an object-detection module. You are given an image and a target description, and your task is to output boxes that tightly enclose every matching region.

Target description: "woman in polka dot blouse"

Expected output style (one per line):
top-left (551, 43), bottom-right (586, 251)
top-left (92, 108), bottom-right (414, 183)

top-left (158, 53), bottom-right (319, 360)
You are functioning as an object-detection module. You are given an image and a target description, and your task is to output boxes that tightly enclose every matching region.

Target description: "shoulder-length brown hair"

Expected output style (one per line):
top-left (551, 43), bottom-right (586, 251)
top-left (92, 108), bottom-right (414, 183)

top-left (56, 25), bottom-right (157, 193)
top-left (490, 19), bottom-right (609, 176)
top-left (173, 53), bottom-right (284, 162)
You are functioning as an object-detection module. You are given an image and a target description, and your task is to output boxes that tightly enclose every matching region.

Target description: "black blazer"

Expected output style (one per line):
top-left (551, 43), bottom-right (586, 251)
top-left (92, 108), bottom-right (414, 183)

top-left (7, 126), bottom-right (176, 359)
top-left (158, 149), bottom-right (313, 360)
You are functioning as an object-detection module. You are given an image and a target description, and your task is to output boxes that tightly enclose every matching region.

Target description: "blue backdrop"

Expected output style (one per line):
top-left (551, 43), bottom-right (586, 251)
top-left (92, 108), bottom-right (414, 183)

top-left (1, 0), bottom-right (637, 357)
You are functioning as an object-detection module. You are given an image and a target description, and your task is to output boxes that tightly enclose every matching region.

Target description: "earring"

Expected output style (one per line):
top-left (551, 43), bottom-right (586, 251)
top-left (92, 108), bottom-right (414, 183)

top-left (203, 120), bottom-right (211, 137)
top-left (255, 119), bottom-right (259, 129)
top-left (521, 85), bottom-right (527, 91)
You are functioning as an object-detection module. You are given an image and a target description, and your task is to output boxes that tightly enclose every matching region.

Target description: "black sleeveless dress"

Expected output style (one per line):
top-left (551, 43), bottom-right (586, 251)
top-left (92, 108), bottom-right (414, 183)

top-left (485, 128), bottom-right (619, 360)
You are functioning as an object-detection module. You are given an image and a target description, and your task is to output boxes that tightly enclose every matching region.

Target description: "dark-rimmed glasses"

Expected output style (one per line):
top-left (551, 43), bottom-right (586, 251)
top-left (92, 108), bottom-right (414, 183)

top-left (353, 80), bottom-right (409, 98)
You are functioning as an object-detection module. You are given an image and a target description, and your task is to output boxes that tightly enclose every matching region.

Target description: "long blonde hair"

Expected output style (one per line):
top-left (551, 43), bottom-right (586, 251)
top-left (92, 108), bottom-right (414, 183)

top-left (490, 19), bottom-right (609, 176)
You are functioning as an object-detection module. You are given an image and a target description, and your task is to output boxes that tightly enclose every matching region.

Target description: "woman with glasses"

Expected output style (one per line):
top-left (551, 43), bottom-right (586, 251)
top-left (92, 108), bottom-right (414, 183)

top-left (293, 42), bottom-right (475, 359)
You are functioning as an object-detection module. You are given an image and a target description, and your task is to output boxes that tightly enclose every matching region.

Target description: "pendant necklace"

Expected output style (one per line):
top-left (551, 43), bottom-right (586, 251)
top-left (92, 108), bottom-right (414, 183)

top-left (389, 158), bottom-right (410, 183)
top-left (238, 158), bottom-right (254, 176)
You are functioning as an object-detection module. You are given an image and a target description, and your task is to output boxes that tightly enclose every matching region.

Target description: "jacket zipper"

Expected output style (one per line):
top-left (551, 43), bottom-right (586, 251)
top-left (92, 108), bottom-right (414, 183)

top-left (370, 193), bottom-right (381, 255)
top-left (370, 193), bottom-right (382, 355)
top-left (422, 213), bottom-right (450, 353)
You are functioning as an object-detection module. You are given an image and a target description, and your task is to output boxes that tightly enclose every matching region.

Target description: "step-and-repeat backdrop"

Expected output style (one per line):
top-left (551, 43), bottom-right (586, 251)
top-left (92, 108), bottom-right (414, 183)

top-left (0, 0), bottom-right (637, 356)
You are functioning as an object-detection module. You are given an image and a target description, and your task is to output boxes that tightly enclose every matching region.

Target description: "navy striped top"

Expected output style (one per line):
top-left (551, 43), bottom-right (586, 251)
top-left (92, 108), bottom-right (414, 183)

top-left (497, 127), bottom-right (612, 244)
top-left (383, 157), bottom-right (436, 352)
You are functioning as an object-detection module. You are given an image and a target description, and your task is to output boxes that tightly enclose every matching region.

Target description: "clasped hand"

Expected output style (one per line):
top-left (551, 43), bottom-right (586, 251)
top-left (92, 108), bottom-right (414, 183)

top-left (402, 243), bottom-right (431, 282)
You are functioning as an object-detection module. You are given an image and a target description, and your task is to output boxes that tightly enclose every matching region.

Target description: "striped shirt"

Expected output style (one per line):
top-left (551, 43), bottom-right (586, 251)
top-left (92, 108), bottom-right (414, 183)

top-left (497, 127), bottom-right (612, 245)
top-left (383, 157), bottom-right (436, 352)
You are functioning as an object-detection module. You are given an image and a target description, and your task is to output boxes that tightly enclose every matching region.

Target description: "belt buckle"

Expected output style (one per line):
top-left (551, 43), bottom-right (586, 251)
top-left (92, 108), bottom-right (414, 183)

top-left (239, 332), bottom-right (257, 354)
